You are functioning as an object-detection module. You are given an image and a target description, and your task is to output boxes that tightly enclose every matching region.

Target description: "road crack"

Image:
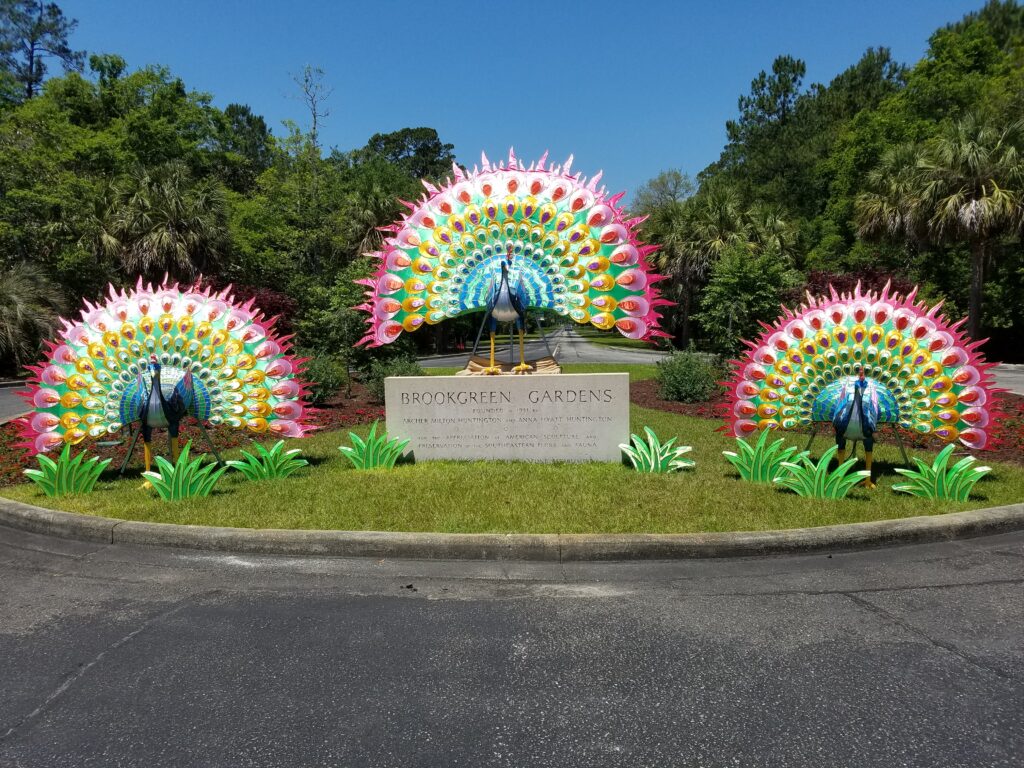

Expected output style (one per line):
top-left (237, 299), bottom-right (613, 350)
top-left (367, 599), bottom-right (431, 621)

top-left (0, 590), bottom-right (217, 743)
top-left (843, 591), bottom-right (1021, 684)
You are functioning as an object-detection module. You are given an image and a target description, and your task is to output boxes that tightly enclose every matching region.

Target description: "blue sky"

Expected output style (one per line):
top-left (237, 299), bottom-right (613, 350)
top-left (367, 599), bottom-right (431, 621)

top-left (61, 0), bottom-right (985, 197)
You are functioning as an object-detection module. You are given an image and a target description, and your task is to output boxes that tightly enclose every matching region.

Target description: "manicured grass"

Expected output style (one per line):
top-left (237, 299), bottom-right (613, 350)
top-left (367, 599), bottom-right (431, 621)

top-left (4, 404), bottom-right (1022, 534)
top-left (573, 326), bottom-right (667, 350)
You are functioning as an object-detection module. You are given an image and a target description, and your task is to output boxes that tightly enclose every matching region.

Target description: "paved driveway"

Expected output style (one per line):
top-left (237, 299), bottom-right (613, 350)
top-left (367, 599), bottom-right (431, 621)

top-left (995, 364), bottom-right (1024, 395)
top-left (1, 525), bottom-right (1022, 767)
top-left (0, 386), bottom-right (28, 424)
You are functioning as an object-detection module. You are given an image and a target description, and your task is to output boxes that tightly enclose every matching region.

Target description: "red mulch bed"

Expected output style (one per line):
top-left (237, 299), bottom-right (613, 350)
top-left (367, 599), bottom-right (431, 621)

top-left (630, 379), bottom-right (727, 421)
top-left (0, 382), bottom-right (386, 488)
top-left (630, 379), bottom-right (1024, 466)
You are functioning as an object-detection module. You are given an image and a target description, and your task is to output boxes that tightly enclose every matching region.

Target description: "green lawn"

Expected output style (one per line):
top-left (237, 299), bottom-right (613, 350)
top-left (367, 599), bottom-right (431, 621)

top-left (573, 326), bottom-right (667, 350)
top-left (4, 398), bottom-right (1021, 534)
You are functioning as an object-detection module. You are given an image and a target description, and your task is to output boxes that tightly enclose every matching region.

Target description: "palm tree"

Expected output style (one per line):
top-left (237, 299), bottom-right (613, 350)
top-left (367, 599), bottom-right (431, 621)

top-left (745, 201), bottom-right (796, 258)
top-left (105, 162), bottom-right (229, 281)
top-left (648, 186), bottom-right (750, 347)
top-left (648, 200), bottom-right (704, 347)
top-left (46, 181), bottom-right (121, 264)
top-left (341, 184), bottom-right (403, 256)
top-left (855, 142), bottom-right (926, 242)
top-left (919, 115), bottom-right (1023, 339)
top-left (0, 263), bottom-right (66, 375)
top-left (857, 115), bottom-right (1024, 339)
top-left (688, 184), bottom-right (748, 259)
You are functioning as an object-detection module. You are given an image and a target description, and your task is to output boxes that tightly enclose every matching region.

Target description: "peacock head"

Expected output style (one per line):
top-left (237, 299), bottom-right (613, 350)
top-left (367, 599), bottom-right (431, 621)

top-left (149, 354), bottom-right (160, 374)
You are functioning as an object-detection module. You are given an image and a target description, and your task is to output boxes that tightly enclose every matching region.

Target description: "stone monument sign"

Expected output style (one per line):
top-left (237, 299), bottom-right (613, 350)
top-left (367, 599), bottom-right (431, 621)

top-left (385, 373), bottom-right (629, 462)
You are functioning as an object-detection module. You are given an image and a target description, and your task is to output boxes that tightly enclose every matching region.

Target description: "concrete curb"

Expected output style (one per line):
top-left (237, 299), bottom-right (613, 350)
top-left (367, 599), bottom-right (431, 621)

top-left (0, 496), bottom-right (1022, 561)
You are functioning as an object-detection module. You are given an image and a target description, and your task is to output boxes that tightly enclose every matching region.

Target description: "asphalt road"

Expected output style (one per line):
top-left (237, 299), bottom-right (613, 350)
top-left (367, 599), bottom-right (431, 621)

top-left (0, 386), bottom-right (28, 424)
top-left (996, 364), bottom-right (1024, 396)
top-left (1, 525), bottom-right (1022, 767)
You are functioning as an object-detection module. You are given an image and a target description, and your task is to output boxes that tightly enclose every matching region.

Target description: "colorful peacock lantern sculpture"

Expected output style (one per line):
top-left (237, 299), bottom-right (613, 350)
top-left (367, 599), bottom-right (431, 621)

top-left (356, 149), bottom-right (670, 373)
top-left (724, 283), bottom-right (1000, 462)
top-left (19, 279), bottom-right (314, 473)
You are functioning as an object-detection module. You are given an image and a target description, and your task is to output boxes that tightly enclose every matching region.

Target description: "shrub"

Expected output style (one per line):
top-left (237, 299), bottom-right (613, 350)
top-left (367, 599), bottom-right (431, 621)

top-left (304, 356), bottom-right (348, 404)
top-left (695, 243), bottom-right (800, 355)
top-left (656, 352), bottom-right (723, 403)
top-left (365, 356), bottom-right (423, 403)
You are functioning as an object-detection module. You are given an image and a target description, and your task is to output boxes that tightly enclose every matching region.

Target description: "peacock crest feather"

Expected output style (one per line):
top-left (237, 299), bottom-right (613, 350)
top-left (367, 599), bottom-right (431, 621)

top-left (724, 282), bottom-right (1000, 450)
top-left (19, 278), bottom-right (314, 454)
top-left (355, 149), bottom-right (671, 346)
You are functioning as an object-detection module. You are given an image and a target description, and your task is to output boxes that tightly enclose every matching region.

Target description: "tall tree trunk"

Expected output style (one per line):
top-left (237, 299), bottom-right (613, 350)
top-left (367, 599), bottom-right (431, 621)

top-left (435, 322), bottom-right (446, 355)
top-left (26, 40), bottom-right (36, 99)
top-left (968, 239), bottom-right (985, 340)
top-left (679, 283), bottom-right (692, 350)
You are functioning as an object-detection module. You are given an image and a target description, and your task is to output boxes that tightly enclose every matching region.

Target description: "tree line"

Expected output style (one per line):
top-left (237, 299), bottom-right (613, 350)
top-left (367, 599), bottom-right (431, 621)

top-left (1, 0), bottom-right (1022, 380)
top-left (636, 0), bottom-right (1024, 357)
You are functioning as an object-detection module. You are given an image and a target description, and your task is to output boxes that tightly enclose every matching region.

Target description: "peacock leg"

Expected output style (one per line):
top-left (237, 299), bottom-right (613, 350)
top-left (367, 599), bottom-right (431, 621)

top-left (139, 440), bottom-right (154, 490)
top-left (483, 331), bottom-right (501, 375)
top-left (863, 451), bottom-right (876, 489)
top-left (170, 436), bottom-right (180, 463)
top-left (512, 327), bottom-right (532, 373)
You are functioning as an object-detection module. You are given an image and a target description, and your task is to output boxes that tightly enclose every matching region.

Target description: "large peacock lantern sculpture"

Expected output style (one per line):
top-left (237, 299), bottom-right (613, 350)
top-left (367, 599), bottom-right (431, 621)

top-left (19, 279), bottom-right (314, 474)
top-left (356, 149), bottom-right (670, 373)
top-left (725, 282), bottom-right (999, 487)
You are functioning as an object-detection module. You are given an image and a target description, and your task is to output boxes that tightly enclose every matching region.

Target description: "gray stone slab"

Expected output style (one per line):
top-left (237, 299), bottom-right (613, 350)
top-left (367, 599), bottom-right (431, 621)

top-left (386, 372), bottom-right (629, 462)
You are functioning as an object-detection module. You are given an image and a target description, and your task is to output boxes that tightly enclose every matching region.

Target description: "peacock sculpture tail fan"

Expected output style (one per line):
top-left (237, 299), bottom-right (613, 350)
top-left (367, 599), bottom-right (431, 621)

top-left (19, 279), bottom-right (315, 454)
top-left (355, 149), bottom-right (671, 346)
top-left (724, 282), bottom-right (1000, 451)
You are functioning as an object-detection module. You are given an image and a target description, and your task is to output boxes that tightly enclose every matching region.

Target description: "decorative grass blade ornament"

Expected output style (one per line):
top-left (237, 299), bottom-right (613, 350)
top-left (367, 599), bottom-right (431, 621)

top-left (893, 444), bottom-right (991, 501)
top-left (620, 427), bottom-right (694, 473)
top-left (18, 277), bottom-right (314, 478)
top-left (356, 149), bottom-right (671, 365)
top-left (723, 429), bottom-right (805, 484)
top-left (142, 441), bottom-right (228, 501)
top-left (23, 443), bottom-right (111, 497)
top-left (724, 282), bottom-right (1000, 451)
top-left (338, 421), bottom-right (410, 469)
top-left (772, 445), bottom-right (869, 500)
top-left (226, 440), bottom-right (308, 481)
